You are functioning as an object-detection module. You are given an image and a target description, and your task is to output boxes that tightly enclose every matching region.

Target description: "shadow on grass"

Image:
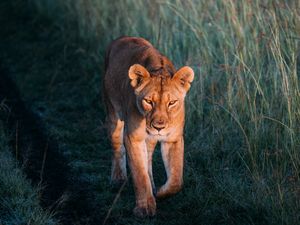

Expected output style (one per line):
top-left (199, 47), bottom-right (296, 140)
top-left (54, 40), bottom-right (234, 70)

top-left (0, 65), bottom-right (101, 225)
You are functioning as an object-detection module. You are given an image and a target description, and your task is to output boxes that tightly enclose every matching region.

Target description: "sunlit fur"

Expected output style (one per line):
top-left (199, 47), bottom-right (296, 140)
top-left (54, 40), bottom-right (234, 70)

top-left (136, 75), bottom-right (186, 138)
top-left (104, 36), bottom-right (194, 217)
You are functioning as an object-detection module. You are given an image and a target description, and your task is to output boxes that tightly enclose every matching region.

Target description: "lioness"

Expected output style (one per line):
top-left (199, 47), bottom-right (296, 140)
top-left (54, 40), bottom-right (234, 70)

top-left (103, 36), bottom-right (194, 217)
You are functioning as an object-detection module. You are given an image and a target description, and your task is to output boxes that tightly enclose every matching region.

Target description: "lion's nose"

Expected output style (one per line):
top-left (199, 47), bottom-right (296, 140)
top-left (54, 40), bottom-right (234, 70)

top-left (152, 119), bottom-right (166, 131)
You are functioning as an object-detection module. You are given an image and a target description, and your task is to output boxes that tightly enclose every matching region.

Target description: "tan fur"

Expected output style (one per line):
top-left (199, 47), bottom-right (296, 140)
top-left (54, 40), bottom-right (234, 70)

top-left (103, 36), bottom-right (194, 217)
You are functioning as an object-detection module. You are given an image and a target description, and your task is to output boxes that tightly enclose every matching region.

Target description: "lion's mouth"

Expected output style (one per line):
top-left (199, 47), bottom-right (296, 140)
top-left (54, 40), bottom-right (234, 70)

top-left (146, 128), bottom-right (168, 136)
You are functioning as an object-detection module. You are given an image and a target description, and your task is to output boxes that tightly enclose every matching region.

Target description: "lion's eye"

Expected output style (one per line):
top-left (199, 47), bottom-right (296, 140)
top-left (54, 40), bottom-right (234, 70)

top-left (144, 99), bottom-right (153, 105)
top-left (168, 100), bottom-right (177, 107)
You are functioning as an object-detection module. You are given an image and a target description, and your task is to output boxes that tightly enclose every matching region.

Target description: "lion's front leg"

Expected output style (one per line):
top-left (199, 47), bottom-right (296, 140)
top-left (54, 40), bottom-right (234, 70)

top-left (146, 137), bottom-right (158, 195)
top-left (157, 136), bottom-right (184, 199)
top-left (124, 134), bottom-right (156, 217)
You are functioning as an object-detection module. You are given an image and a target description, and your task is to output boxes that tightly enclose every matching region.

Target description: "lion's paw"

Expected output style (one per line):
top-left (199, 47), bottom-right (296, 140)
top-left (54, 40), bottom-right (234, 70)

top-left (133, 197), bottom-right (156, 218)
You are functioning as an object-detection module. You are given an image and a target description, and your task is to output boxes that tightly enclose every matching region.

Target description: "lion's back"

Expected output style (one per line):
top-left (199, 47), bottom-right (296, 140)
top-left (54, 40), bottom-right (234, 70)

top-left (103, 37), bottom-right (154, 117)
top-left (104, 36), bottom-right (153, 73)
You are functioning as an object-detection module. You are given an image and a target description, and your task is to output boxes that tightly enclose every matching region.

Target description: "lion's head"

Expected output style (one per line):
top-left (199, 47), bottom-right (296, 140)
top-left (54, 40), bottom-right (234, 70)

top-left (128, 64), bottom-right (194, 137)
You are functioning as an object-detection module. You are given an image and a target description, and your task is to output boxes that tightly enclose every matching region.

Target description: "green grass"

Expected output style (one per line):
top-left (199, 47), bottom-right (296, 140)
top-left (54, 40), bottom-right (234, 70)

top-left (0, 121), bottom-right (58, 225)
top-left (0, 0), bottom-right (299, 224)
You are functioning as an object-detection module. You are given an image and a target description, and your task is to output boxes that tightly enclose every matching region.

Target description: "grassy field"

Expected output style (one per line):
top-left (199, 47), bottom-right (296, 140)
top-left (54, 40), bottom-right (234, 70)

top-left (0, 120), bottom-right (57, 225)
top-left (0, 0), bottom-right (299, 224)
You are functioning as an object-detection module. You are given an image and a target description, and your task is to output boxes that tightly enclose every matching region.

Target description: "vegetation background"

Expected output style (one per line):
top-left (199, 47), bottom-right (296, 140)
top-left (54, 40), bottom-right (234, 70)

top-left (0, 0), bottom-right (299, 224)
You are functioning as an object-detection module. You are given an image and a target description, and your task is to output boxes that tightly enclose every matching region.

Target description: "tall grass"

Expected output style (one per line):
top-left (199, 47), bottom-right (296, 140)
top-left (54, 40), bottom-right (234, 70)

top-left (24, 0), bottom-right (300, 224)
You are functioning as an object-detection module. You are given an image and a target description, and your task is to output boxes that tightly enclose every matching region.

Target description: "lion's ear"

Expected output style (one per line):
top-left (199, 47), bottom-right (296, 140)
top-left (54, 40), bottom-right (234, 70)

top-left (128, 64), bottom-right (150, 88)
top-left (173, 66), bottom-right (194, 92)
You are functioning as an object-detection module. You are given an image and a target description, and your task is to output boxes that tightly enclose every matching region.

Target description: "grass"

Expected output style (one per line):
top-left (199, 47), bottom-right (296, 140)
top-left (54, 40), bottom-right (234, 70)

top-left (0, 0), bottom-right (299, 224)
top-left (0, 121), bottom-right (58, 225)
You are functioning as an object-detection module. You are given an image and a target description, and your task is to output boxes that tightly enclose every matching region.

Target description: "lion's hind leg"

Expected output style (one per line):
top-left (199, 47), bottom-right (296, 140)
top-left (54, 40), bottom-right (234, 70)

top-left (106, 108), bottom-right (127, 187)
